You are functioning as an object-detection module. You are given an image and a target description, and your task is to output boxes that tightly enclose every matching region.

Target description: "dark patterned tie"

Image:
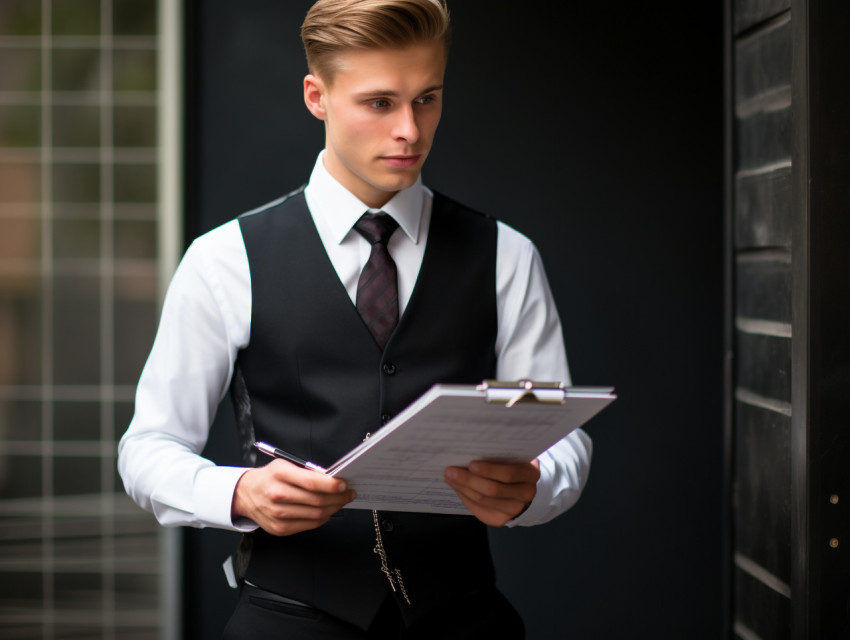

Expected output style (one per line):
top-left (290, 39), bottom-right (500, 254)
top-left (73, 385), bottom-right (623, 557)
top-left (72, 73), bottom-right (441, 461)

top-left (354, 213), bottom-right (400, 349)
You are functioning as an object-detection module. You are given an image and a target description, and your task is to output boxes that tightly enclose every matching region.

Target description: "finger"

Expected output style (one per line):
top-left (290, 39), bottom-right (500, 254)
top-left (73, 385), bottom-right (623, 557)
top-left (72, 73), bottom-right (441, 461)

top-left (449, 487), bottom-right (525, 528)
top-left (444, 466), bottom-right (536, 505)
top-left (256, 492), bottom-right (355, 535)
top-left (262, 516), bottom-right (333, 537)
top-left (443, 470), bottom-right (530, 521)
top-left (267, 459), bottom-right (349, 494)
top-left (264, 481), bottom-right (357, 509)
top-left (447, 478), bottom-right (527, 515)
top-left (256, 462), bottom-right (353, 503)
top-left (263, 499), bottom-right (351, 522)
top-left (466, 459), bottom-right (540, 484)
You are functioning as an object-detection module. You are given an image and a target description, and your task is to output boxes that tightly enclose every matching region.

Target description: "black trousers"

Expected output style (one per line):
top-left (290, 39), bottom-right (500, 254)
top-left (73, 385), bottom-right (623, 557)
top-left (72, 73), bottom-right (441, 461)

top-left (221, 583), bottom-right (525, 639)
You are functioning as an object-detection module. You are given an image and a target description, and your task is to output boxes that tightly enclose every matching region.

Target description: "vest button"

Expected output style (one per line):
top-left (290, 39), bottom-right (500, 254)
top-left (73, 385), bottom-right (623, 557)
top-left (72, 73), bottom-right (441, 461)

top-left (382, 363), bottom-right (397, 376)
top-left (381, 518), bottom-right (394, 532)
top-left (381, 413), bottom-right (392, 425)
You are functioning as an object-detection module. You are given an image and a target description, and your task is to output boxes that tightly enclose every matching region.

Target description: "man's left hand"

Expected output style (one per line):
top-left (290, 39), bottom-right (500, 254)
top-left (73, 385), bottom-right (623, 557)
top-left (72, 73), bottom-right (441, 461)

top-left (444, 459), bottom-right (540, 527)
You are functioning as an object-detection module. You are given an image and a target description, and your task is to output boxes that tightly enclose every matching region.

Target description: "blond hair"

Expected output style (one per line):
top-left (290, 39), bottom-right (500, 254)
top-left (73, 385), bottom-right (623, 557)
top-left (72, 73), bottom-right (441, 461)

top-left (301, 0), bottom-right (451, 80)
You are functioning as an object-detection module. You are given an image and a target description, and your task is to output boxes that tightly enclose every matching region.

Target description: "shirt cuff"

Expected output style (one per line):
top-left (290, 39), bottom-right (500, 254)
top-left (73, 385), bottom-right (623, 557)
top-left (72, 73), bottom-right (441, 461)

top-left (504, 456), bottom-right (556, 528)
top-left (193, 465), bottom-right (259, 532)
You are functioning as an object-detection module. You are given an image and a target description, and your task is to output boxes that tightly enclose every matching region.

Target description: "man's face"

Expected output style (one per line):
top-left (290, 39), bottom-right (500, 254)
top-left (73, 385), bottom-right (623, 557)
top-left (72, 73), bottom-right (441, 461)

top-left (304, 41), bottom-right (446, 209)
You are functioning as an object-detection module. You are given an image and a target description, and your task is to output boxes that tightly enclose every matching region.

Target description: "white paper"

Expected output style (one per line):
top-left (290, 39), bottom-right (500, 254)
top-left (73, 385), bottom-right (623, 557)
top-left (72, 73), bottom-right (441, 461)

top-left (328, 384), bottom-right (615, 514)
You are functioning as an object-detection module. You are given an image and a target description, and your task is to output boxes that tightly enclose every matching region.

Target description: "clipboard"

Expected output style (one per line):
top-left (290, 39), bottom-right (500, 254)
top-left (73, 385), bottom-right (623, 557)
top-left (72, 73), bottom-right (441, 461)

top-left (328, 380), bottom-right (616, 514)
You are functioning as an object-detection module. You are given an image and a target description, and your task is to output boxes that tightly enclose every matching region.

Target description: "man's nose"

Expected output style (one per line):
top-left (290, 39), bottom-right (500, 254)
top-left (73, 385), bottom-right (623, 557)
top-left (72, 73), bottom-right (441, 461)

top-left (391, 105), bottom-right (419, 144)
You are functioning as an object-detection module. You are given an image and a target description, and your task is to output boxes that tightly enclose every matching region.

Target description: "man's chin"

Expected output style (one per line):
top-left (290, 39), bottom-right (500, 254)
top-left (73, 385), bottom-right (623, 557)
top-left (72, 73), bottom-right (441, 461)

top-left (381, 165), bottom-right (423, 189)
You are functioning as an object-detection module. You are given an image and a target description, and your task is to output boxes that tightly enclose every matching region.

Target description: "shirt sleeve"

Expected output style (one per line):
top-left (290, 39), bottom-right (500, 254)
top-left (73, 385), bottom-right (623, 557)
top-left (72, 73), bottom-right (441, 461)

top-left (494, 221), bottom-right (593, 527)
top-left (116, 220), bottom-right (257, 532)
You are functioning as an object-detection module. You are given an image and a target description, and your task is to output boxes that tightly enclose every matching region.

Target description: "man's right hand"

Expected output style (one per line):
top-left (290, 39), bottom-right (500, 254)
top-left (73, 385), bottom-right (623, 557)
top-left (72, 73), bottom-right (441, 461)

top-left (231, 460), bottom-right (356, 536)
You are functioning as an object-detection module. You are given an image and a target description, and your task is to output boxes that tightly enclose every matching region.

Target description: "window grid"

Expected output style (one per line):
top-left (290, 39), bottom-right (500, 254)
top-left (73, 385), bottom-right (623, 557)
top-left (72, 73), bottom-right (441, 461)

top-left (0, 0), bottom-right (165, 637)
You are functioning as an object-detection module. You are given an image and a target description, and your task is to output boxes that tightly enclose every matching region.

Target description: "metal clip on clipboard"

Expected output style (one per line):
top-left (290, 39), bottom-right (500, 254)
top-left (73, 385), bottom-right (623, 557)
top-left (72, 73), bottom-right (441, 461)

top-left (477, 380), bottom-right (567, 407)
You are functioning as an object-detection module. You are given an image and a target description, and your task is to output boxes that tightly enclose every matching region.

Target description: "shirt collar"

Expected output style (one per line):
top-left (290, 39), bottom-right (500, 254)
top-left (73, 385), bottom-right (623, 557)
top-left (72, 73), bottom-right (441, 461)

top-left (304, 151), bottom-right (424, 245)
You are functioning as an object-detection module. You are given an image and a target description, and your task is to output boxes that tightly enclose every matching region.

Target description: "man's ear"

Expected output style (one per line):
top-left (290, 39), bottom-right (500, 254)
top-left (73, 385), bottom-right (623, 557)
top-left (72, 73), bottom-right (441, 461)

top-left (304, 74), bottom-right (327, 120)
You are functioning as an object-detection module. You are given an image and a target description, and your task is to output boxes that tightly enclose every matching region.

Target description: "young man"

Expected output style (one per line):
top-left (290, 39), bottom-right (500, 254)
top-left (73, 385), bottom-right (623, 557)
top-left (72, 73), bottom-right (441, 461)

top-left (118, 1), bottom-right (592, 637)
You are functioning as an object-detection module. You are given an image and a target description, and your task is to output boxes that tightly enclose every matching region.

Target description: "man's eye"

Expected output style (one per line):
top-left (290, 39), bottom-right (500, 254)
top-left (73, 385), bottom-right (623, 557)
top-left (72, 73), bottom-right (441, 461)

top-left (415, 95), bottom-right (434, 105)
top-left (369, 99), bottom-right (390, 109)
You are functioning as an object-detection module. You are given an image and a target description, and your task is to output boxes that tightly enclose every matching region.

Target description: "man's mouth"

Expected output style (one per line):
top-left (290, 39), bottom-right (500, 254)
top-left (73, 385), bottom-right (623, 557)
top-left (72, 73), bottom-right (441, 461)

top-left (381, 155), bottom-right (421, 168)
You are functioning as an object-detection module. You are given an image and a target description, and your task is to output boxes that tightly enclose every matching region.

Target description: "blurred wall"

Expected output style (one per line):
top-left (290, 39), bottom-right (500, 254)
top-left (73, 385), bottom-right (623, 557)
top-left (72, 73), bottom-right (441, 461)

top-left (0, 0), bottom-right (167, 638)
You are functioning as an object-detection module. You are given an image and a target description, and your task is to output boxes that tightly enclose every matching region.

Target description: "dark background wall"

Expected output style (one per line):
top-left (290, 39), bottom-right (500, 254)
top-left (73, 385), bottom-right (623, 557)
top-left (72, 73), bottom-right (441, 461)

top-left (183, 2), bottom-right (725, 638)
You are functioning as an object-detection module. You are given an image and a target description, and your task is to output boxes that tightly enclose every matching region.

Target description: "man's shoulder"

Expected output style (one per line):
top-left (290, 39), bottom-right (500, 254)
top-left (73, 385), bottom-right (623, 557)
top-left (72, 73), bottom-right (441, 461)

top-left (237, 185), bottom-right (307, 223)
top-left (429, 191), bottom-right (503, 243)
top-left (430, 189), bottom-right (495, 223)
top-left (429, 190), bottom-right (533, 247)
top-left (185, 187), bottom-right (304, 263)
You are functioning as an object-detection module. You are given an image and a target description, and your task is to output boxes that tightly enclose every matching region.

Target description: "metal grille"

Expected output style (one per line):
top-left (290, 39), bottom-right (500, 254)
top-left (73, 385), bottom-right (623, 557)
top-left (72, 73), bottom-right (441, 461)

top-left (0, 1), bottom-right (173, 637)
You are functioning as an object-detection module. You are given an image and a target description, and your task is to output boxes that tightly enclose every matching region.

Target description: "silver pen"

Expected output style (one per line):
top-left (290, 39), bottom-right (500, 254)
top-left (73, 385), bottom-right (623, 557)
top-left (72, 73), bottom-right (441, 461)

top-left (254, 441), bottom-right (327, 473)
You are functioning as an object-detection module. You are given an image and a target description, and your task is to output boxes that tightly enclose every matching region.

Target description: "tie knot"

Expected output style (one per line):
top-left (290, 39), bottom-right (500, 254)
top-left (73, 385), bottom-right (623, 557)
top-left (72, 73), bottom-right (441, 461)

top-left (354, 212), bottom-right (399, 246)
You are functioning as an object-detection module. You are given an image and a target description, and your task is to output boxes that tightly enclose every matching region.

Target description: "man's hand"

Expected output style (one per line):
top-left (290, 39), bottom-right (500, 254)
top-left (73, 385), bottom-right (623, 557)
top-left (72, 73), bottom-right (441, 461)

top-left (231, 459), bottom-right (356, 536)
top-left (444, 459), bottom-right (540, 527)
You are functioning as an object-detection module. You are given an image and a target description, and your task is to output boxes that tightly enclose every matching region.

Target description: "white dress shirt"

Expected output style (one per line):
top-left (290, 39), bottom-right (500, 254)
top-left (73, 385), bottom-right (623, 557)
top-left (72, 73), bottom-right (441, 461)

top-left (117, 153), bottom-right (592, 532)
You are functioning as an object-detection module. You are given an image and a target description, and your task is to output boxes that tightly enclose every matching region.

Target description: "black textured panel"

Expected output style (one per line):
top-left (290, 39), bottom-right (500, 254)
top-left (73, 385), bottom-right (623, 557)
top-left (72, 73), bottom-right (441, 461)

top-left (734, 402), bottom-right (791, 582)
top-left (735, 166), bottom-right (791, 248)
top-left (734, 0), bottom-right (790, 35)
top-left (735, 16), bottom-right (791, 105)
top-left (733, 565), bottom-right (791, 640)
top-left (736, 255), bottom-right (792, 323)
top-left (735, 106), bottom-right (791, 172)
top-left (736, 331), bottom-right (791, 403)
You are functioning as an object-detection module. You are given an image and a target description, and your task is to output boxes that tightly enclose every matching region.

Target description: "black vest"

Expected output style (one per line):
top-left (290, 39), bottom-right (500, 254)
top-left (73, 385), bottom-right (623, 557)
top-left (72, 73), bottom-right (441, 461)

top-left (232, 188), bottom-right (498, 629)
